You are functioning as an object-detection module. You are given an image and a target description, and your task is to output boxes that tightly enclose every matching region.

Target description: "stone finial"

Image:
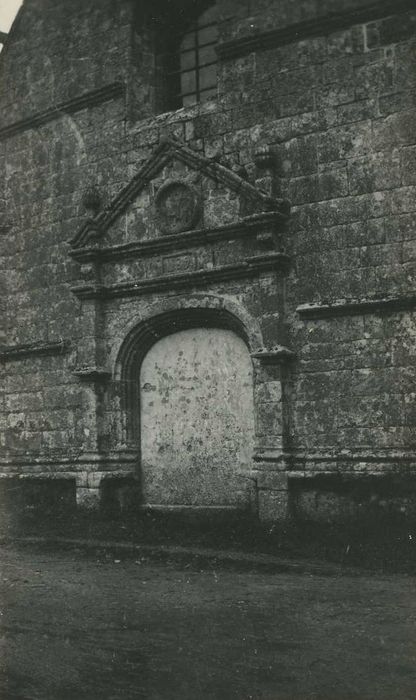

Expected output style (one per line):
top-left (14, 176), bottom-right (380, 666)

top-left (81, 187), bottom-right (102, 216)
top-left (254, 145), bottom-right (276, 171)
top-left (254, 145), bottom-right (279, 197)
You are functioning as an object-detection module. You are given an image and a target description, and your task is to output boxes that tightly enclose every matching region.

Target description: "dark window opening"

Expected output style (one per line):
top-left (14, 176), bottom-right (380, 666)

top-left (154, 2), bottom-right (218, 113)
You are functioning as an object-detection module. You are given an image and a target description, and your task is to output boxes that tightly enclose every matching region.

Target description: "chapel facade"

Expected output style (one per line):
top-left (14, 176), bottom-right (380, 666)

top-left (1, 0), bottom-right (416, 524)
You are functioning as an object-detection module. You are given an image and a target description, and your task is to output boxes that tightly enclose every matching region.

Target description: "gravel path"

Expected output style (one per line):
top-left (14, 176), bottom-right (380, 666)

top-left (0, 544), bottom-right (415, 699)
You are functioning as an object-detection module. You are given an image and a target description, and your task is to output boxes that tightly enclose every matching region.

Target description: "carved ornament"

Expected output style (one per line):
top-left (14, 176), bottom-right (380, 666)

top-left (155, 180), bottom-right (201, 235)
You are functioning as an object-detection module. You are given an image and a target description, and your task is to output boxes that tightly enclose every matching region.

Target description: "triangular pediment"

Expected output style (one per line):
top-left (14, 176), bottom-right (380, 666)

top-left (70, 136), bottom-right (288, 249)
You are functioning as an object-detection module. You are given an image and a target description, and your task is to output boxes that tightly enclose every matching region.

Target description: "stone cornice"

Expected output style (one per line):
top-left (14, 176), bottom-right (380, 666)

top-left (291, 449), bottom-right (416, 464)
top-left (288, 467), bottom-right (416, 478)
top-left (73, 367), bottom-right (112, 382)
top-left (217, 0), bottom-right (415, 60)
top-left (251, 346), bottom-right (295, 364)
top-left (0, 340), bottom-right (71, 362)
top-left (69, 212), bottom-right (286, 263)
top-left (0, 82), bottom-right (125, 141)
top-left (297, 294), bottom-right (416, 319)
top-left (71, 252), bottom-right (290, 300)
top-left (0, 450), bottom-right (137, 471)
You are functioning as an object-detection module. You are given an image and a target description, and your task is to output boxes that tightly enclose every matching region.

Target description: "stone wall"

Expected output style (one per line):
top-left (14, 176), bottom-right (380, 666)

top-left (1, 0), bottom-right (416, 523)
top-left (0, 0), bottom-right (132, 123)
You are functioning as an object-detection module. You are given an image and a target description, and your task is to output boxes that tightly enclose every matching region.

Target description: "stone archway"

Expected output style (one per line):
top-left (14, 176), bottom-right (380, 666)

top-left (115, 307), bottom-right (257, 510)
top-left (140, 327), bottom-right (255, 507)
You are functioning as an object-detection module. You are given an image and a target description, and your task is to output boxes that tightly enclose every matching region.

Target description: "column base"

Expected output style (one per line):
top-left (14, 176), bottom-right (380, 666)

top-left (75, 487), bottom-right (101, 510)
top-left (255, 470), bottom-right (290, 522)
top-left (258, 489), bottom-right (289, 522)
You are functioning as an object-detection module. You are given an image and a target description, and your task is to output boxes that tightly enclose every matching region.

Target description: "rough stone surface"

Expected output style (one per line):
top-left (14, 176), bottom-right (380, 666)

top-left (1, 0), bottom-right (416, 523)
top-left (140, 328), bottom-right (255, 507)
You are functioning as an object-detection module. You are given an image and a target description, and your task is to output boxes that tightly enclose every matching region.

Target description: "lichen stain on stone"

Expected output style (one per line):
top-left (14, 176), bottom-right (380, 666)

top-left (140, 328), bottom-right (255, 506)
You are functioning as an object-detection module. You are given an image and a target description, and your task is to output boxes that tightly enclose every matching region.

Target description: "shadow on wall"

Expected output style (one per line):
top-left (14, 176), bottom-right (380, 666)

top-left (3, 473), bottom-right (416, 542)
top-left (291, 473), bottom-right (416, 523)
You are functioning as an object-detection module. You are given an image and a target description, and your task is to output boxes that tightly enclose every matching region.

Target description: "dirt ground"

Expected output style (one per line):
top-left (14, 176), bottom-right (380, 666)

top-left (0, 544), bottom-right (415, 700)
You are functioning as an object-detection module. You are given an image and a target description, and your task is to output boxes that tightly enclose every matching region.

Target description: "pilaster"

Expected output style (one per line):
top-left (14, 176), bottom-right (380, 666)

top-left (251, 347), bottom-right (295, 522)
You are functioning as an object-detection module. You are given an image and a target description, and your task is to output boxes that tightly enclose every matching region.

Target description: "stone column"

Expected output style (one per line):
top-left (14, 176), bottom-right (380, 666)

top-left (73, 288), bottom-right (111, 511)
top-left (251, 348), bottom-right (294, 522)
top-left (71, 194), bottom-right (112, 509)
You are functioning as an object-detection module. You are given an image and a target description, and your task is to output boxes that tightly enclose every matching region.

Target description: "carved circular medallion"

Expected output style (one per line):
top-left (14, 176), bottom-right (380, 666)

top-left (155, 180), bottom-right (201, 235)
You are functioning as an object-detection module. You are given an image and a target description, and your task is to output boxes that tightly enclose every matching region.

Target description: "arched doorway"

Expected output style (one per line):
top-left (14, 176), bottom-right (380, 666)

top-left (139, 327), bottom-right (255, 508)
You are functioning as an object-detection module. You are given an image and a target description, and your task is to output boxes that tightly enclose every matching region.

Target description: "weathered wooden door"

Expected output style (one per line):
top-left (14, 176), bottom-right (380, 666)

top-left (140, 328), bottom-right (255, 507)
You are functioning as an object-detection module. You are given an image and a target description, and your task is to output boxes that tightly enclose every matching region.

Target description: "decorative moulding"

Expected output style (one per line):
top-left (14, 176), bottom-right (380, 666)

top-left (154, 179), bottom-right (202, 235)
top-left (73, 367), bottom-right (112, 382)
top-left (69, 212), bottom-right (286, 263)
top-left (0, 450), bottom-right (137, 470)
top-left (251, 346), bottom-right (296, 364)
top-left (0, 340), bottom-right (70, 362)
top-left (81, 187), bottom-right (102, 216)
top-left (288, 450), bottom-right (416, 477)
top-left (70, 136), bottom-right (290, 249)
top-left (0, 83), bottom-right (125, 141)
top-left (297, 294), bottom-right (416, 319)
top-left (71, 252), bottom-right (291, 300)
top-left (217, 0), bottom-right (415, 60)
top-left (254, 145), bottom-right (277, 171)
